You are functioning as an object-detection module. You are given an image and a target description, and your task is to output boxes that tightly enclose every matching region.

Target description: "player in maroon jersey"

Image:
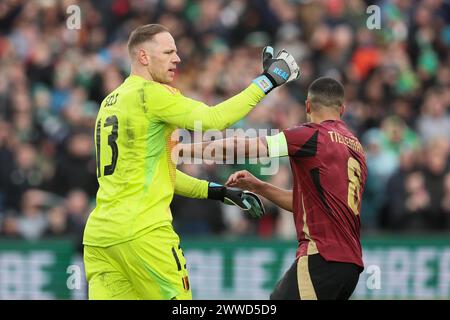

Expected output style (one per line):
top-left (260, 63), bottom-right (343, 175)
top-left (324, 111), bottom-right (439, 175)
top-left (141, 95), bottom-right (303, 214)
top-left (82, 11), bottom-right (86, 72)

top-left (178, 77), bottom-right (367, 300)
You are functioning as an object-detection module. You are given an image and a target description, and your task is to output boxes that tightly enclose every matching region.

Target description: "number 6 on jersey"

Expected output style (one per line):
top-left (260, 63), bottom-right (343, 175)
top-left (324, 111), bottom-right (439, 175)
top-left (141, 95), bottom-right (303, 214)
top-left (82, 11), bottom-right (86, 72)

top-left (347, 157), bottom-right (362, 215)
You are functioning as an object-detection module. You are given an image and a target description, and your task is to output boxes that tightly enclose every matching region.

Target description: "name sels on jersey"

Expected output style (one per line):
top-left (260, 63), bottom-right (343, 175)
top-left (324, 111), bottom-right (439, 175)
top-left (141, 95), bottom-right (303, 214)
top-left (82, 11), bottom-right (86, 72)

top-left (105, 93), bottom-right (119, 107)
top-left (328, 131), bottom-right (364, 153)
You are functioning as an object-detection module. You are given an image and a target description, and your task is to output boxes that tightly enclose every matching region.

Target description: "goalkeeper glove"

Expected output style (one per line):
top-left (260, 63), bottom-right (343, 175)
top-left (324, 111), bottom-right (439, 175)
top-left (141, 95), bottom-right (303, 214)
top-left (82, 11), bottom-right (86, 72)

top-left (208, 182), bottom-right (265, 218)
top-left (252, 46), bottom-right (300, 94)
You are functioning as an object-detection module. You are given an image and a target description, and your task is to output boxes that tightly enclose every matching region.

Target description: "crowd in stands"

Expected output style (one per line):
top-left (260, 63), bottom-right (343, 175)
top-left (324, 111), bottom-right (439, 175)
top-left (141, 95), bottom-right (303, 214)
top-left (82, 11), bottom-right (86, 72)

top-left (0, 0), bottom-right (449, 244)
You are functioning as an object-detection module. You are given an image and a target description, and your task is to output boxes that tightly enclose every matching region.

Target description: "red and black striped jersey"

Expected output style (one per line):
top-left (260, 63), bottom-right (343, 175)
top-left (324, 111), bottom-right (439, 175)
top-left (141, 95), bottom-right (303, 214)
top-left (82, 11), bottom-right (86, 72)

top-left (283, 119), bottom-right (367, 268)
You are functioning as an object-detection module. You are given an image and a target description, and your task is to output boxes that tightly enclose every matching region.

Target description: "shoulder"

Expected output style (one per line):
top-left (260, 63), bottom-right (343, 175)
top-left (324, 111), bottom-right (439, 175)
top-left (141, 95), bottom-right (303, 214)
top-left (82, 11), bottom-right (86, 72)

top-left (283, 123), bottom-right (318, 137)
top-left (281, 124), bottom-right (320, 157)
top-left (143, 82), bottom-right (184, 105)
top-left (147, 82), bottom-right (181, 96)
top-left (160, 84), bottom-right (181, 95)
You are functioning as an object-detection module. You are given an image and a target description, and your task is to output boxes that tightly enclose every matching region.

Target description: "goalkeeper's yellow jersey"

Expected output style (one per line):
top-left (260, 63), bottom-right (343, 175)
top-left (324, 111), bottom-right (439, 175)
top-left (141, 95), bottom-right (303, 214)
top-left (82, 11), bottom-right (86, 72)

top-left (83, 75), bottom-right (264, 247)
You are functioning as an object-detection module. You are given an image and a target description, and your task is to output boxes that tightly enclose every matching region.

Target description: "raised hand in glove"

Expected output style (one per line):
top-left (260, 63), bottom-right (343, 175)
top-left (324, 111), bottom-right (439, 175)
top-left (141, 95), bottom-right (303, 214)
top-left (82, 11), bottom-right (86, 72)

top-left (252, 46), bottom-right (300, 94)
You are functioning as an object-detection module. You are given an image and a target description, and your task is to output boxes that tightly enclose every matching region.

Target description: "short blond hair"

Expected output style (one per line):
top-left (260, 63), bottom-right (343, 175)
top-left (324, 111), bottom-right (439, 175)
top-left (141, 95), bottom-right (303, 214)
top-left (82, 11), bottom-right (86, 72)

top-left (127, 24), bottom-right (169, 55)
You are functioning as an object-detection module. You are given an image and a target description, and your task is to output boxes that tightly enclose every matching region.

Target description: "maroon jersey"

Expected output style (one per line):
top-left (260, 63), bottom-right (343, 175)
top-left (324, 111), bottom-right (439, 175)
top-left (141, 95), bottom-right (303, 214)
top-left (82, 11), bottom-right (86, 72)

top-left (283, 119), bottom-right (367, 268)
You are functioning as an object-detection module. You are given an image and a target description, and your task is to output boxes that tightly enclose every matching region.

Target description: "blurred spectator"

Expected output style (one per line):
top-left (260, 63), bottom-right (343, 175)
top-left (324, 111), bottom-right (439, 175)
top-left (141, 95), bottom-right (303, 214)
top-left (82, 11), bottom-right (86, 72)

top-left (49, 131), bottom-right (98, 197)
top-left (382, 147), bottom-right (418, 229)
top-left (16, 189), bottom-right (48, 240)
top-left (362, 128), bottom-right (397, 230)
top-left (416, 88), bottom-right (450, 147)
top-left (0, 215), bottom-right (20, 238)
top-left (403, 171), bottom-right (431, 230)
top-left (384, 139), bottom-right (450, 231)
top-left (65, 188), bottom-right (91, 252)
top-left (44, 205), bottom-right (69, 237)
top-left (2, 143), bottom-right (48, 211)
top-left (422, 139), bottom-right (449, 229)
top-left (380, 115), bottom-right (420, 157)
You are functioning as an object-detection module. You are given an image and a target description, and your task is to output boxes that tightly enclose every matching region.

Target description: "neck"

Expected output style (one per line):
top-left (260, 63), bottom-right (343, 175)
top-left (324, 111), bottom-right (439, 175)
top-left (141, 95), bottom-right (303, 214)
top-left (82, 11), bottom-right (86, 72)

top-left (309, 111), bottom-right (341, 124)
top-left (130, 65), bottom-right (153, 82)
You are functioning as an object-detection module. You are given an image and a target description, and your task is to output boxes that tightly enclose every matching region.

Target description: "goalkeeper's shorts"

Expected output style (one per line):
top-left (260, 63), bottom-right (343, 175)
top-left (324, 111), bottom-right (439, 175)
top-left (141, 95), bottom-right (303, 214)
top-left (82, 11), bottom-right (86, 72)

top-left (270, 253), bottom-right (362, 300)
top-left (84, 224), bottom-right (191, 300)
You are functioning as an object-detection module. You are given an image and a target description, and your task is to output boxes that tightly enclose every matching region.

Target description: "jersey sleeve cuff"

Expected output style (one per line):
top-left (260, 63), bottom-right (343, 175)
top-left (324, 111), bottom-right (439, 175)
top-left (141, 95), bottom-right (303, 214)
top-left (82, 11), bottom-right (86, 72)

top-left (251, 76), bottom-right (274, 95)
top-left (266, 132), bottom-right (289, 158)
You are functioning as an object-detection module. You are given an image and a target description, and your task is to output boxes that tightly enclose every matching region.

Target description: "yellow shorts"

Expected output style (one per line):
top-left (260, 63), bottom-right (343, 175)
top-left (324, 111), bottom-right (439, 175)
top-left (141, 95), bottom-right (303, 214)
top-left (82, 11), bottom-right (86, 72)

top-left (84, 225), bottom-right (191, 300)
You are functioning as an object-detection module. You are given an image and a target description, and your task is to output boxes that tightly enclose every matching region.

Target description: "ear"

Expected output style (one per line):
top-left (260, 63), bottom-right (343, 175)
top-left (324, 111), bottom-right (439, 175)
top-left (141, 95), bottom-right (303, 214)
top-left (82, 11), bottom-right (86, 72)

top-left (137, 49), bottom-right (149, 66)
top-left (339, 105), bottom-right (345, 117)
top-left (305, 100), bottom-right (311, 114)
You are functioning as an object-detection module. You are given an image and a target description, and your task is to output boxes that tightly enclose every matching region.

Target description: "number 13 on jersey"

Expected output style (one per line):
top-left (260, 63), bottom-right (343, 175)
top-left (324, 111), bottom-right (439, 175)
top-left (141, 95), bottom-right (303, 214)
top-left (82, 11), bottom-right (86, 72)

top-left (95, 115), bottom-right (119, 177)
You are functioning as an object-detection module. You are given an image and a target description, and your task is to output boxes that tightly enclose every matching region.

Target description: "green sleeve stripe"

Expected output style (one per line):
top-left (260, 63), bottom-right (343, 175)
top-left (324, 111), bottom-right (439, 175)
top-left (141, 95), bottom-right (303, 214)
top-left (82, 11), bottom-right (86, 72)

top-left (266, 132), bottom-right (289, 158)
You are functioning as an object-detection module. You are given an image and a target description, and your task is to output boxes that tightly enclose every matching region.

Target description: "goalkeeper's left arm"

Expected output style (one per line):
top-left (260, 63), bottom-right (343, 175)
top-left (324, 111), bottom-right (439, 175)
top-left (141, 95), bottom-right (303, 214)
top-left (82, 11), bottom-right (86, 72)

top-left (174, 169), bottom-right (209, 199)
top-left (174, 170), bottom-right (265, 218)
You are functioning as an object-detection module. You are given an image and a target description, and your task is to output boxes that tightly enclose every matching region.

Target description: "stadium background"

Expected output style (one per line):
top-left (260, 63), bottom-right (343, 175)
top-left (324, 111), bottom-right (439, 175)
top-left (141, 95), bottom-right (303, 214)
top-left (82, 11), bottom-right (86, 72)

top-left (1, 0), bottom-right (450, 299)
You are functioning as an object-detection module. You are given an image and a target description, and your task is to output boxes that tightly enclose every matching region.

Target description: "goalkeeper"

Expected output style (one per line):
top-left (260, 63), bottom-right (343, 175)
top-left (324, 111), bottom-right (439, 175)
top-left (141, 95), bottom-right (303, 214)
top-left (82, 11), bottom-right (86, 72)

top-left (83, 24), bottom-right (299, 300)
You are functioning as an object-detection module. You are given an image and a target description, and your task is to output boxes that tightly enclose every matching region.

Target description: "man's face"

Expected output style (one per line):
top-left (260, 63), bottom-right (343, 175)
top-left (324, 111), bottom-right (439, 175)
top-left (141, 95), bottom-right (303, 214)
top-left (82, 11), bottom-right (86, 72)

top-left (139, 32), bottom-right (181, 84)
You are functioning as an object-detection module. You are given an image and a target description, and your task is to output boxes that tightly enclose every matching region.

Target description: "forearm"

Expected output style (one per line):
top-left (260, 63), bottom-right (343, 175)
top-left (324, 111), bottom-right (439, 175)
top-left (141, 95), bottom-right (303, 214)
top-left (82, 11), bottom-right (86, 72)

top-left (174, 170), bottom-right (209, 199)
top-left (184, 84), bottom-right (265, 131)
top-left (256, 182), bottom-right (293, 212)
top-left (179, 137), bottom-right (267, 162)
